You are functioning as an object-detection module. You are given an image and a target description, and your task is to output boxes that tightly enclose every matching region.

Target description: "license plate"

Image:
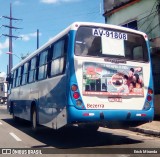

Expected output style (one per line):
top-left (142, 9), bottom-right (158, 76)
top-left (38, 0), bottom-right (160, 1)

top-left (108, 97), bottom-right (122, 102)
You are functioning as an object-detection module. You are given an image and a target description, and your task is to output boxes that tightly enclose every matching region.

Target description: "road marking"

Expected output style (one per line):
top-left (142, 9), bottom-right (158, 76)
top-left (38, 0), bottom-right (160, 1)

top-left (0, 122), bottom-right (2, 125)
top-left (9, 132), bottom-right (22, 141)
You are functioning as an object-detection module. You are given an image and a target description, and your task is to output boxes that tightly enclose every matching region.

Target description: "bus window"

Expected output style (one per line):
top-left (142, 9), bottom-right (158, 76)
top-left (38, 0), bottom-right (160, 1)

top-left (133, 46), bottom-right (143, 61)
top-left (15, 67), bottom-right (22, 87)
top-left (50, 39), bottom-right (66, 76)
top-left (12, 70), bottom-right (17, 88)
top-left (28, 57), bottom-right (37, 83)
top-left (88, 37), bottom-right (101, 56)
top-left (21, 62), bottom-right (28, 85)
top-left (38, 50), bottom-right (48, 80)
top-left (75, 26), bottom-right (149, 62)
top-left (1, 85), bottom-right (3, 92)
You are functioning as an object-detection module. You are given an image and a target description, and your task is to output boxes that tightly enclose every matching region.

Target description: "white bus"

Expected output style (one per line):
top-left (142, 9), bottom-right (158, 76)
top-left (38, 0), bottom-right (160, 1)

top-left (7, 22), bottom-right (154, 131)
top-left (0, 77), bottom-right (7, 104)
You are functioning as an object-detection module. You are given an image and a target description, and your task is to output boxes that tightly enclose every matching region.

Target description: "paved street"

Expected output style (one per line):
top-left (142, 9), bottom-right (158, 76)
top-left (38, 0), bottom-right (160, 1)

top-left (0, 104), bottom-right (160, 157)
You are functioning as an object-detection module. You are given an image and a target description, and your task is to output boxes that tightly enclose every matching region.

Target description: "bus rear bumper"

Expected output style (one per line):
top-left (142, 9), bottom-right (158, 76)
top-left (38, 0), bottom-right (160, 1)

top-left (67, 106), bottom-right (154, 125)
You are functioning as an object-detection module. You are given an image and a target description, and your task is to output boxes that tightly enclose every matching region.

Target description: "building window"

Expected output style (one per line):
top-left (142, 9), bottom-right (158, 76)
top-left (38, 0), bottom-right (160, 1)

top-left (122, 20), bottom-right (138, 30)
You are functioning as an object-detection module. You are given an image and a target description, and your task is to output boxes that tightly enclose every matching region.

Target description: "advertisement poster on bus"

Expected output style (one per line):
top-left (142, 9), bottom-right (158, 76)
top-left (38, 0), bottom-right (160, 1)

top-left (82, 62), bottom-right (144, 96)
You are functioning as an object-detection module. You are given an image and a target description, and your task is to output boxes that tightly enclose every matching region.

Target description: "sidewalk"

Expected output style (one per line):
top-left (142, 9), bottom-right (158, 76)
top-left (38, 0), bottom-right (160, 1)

top-left (129, 116), bottom-right (160, 137)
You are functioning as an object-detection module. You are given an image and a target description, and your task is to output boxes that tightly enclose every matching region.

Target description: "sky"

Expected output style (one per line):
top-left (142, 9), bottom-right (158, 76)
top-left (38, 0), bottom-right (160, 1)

top-left (0, 0), bottom-right (104, 77)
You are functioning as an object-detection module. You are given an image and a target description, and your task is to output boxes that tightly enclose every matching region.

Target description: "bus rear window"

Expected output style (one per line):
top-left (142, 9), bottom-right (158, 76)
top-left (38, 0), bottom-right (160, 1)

top-left (75, 26), bottom-right (149, 62)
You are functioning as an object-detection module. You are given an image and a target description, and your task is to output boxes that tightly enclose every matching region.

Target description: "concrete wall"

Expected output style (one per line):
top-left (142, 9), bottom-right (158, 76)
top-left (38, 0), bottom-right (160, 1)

top-left (105, 0), bottom-right (160, 39)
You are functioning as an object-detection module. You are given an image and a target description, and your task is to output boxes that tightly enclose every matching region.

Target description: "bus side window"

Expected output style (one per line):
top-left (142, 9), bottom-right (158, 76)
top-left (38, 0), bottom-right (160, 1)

top-left (21, 62), bottom-right (28, 85)
top-left (50, 38), bottom-right (67, 77)
top-left (12, 70), bottom-right (17, 88)
top-left (1, 85), bottom-right (3, 92)
top-left (28, 57), bottom-right (37, 83)
top-left (37, 50), bottom-right (48, 80)
top-left (15, 66), bottom-right (22, 87)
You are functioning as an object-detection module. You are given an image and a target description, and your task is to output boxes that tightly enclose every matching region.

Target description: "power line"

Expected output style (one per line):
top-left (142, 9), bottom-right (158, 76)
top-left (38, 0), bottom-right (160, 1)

top-left (145, 1), bottom-right (160, 35)
top-left (147, 23), bottom-right (159, 35)
top-left (2, 25), bottom-right (22, 30)
top-left (144, 10), bottom-right (158, 33)
top-left (2, 15), bottom-right (22, 21)
top-left (137, 10), bottom-right (157, 22)
top-left (2, 34), bottom-right (22, 39)
top-left (138, 1), bottom-right (158, 30)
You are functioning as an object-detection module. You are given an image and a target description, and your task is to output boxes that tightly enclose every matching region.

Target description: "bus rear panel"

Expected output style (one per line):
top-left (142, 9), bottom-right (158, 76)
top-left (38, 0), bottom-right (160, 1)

top-left (67, 23), bottom-right (154, 127)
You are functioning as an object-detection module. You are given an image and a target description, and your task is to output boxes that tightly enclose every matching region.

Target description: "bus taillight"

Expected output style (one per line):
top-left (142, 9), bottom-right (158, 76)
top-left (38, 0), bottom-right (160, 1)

top-left (147, 88), bottom-right (153, 102)
top-left (147, 95), bottom-right (152, 102)
top-left (143, 101), bottom-right (151, 110)
top-left (73, 92), bottom-right (80, 99)
top-left (76, 99), bottom-right (83, 106)
top-left (148, 88), bottom-right (153, 95)
top-left (143, 88), bottom-right (153, 110)
top-left (71, 84), bottom-right (78, 91)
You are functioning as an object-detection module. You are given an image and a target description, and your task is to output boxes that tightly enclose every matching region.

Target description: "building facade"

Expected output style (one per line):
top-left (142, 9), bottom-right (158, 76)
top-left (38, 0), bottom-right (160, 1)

top-left (103, 0), bottom-right (160, 116)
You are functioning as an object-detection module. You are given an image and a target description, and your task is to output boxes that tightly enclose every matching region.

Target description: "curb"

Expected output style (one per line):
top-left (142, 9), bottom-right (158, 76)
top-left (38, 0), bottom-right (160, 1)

top-left (129, 127), bottom-right (160, 136)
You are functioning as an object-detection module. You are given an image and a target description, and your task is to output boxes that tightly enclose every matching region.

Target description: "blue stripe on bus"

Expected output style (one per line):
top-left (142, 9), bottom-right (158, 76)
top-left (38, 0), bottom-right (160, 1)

top-left (67, 106), bottom-right (154, 123)
top-left (67, 30), bottom-right (85, 109)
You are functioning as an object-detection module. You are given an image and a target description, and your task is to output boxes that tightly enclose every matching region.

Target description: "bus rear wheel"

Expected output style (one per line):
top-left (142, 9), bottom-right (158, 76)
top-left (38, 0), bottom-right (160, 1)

top-left (10, 103), bottom-right (18, 121)
top-left (31, 106), bottom-right (37, 132)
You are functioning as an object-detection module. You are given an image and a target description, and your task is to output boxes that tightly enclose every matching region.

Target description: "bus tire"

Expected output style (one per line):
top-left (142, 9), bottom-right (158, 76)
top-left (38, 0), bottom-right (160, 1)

top-left (12, 111), bottom-right (17, 120)
top-left (11, 103), bottom-right (18, 121)
top-left (31, 106), bottom-right (38, 132)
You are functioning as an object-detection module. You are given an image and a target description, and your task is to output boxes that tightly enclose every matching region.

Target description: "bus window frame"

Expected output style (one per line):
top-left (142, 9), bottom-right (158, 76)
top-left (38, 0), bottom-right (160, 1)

top-left (74, 26), bottom-right (149, 63)
top-left (21, 62), bottom-right (29, 86)
top-left (48, 35), bottom-right (68, 78)
top-left (37, 49), bottom-right (49, 81)
top-left (15, 66), bottom-right (22, 87)
top-left (12, 70), bottom-right (17, 88)
top-left (28, 56), bottom-right (37, 84)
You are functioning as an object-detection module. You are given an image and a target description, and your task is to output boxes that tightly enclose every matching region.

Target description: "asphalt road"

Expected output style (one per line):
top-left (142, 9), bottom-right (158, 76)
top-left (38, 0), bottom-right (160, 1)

top-left (0, 104), bottom-right (160, 157)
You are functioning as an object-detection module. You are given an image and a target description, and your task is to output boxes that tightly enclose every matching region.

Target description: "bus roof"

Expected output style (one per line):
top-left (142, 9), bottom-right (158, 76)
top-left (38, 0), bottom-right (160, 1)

top-left (70, 22), bottom-right (147, 36)
top-left (12, 22), bottom-right (147, 71)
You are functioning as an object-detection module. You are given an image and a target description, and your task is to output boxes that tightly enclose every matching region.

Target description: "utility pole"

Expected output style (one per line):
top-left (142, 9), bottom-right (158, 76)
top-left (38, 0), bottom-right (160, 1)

top-left (157, 0), bottom-right (160, 30)
top-left (37, 29), bottom-right (39, 49)
top-left (1, 3), bottom-right (22, 74)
